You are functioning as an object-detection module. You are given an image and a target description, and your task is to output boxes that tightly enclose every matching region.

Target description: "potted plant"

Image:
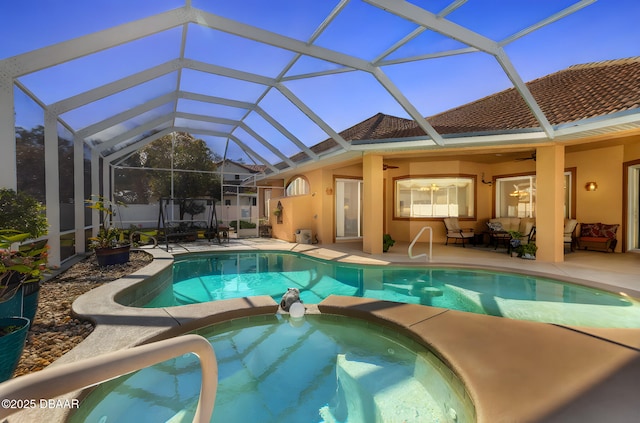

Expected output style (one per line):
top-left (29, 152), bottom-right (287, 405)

top-left (1, 230), bottom-right (47, 314)
top-left (383, 234), bottom-right (395, 252)
top-left (520, 243), bottom-right (538, 259)
top-left (0, 230), bottom-right (46, 383)
top-left (0, 189), bottom-right (48, 323)
top-left (86, 196), bottom-right (131, 267)
top-left (0, 316), bottom-right (30, 382)
top-left (508, 231), bottom-right (523, 256)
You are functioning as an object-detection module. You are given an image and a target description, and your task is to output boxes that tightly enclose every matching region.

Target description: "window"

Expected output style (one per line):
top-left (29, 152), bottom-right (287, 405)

top-left (394, 176), bottom-right (475, 218)
top-left (496, 175), bottom-right (536, 218)
top-left (285, 176), bottom-right (309, 196)
top-left (495, 172), bottom-right (573, 218)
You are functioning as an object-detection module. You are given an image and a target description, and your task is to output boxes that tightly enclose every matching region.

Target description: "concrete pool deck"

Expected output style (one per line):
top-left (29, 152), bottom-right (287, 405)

top-left (7, 239), bottom-right (640, 422)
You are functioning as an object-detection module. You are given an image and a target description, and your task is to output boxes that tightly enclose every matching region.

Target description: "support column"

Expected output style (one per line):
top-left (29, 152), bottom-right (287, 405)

top-left (92, 150), bottom-right (102, 237)
top-left (0, 72), bottom-right (16, 189)
top-left (44, 112), bottom-right (61, 267)
top-left (535, 144), bottom-right (565, 262)
top-left (362, 154), bottom-right (383, 254)
top-left (74, 135), bottom-right (86, 254)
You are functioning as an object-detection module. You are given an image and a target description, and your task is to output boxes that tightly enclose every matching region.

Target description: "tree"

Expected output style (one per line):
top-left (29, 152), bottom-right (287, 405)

top-left (132, 132), bottom-right (222, 220)
top-left (15, 126), bottom-right (45, 203)
top-left (0, 188), bottom-right (48, 238)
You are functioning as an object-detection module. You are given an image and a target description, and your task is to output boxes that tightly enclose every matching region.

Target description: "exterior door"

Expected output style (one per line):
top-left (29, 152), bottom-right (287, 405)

top-left (628, 164), bottom-right (640, 251)
top-left (335, 179), bottom-right (363, 240)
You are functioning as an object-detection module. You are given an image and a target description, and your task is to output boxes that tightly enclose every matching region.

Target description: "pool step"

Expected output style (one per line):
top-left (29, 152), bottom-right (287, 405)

top-left (333, 354), bottom-right (442, 422)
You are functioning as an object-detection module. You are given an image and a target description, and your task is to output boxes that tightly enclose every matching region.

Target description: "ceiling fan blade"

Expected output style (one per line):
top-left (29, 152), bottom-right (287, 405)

top-left (515, 152), bottom-right (536, 161)
top-left (382, 164), bottom-right (399, 170)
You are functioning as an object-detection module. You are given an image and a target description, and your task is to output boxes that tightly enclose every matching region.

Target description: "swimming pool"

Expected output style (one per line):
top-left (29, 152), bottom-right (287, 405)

top-left (144, 251), bottom-right (640, 328)
top-left (69, 315), bottom-right (475, 423)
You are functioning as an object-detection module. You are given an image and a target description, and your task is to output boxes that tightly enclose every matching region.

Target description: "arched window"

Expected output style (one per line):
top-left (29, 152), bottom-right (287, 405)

top-left (286, 176), bottom-right (309, 196)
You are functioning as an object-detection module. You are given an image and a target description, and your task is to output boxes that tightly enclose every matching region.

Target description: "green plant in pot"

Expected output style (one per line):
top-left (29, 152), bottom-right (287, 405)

top-left (519, 242), bottom-right (538, 259)
top-left (1, 230), bottom-right (48, 304)
top-left (507, 230), bottom-right (523, 255)
top-left (507, 230), bottom-right (523, 246)
top-left (0, 189), bottom-right (48, 324)
top-left (0, 315), bottom-right (30, 381)
top-left (86, 196), bottom-right (131, 267)
top-left (0, 230), bottom-right (47, 382)
top-left (383, 234), bottom-right (395, 252)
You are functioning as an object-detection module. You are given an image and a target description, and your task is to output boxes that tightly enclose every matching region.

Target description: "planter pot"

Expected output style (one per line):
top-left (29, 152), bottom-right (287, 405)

top-left (0, 284), bottom-right (40, 328)
top-left (0, 316), bottom-right (30, 382)
top-left (95, 245), bottom-right (131, 267)
top-left (22, 284), bottom-right (40, 328)
top-left (0, 285), bottom-right (23, 319)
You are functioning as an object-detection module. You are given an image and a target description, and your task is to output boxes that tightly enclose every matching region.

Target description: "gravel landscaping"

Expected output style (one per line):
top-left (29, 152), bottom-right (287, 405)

top-left (13, 250), bottom-right (153, 377)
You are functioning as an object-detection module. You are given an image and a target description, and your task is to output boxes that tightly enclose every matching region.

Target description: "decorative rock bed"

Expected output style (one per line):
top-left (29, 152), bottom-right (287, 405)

top-left (13, 251), bottom-right (153, 377)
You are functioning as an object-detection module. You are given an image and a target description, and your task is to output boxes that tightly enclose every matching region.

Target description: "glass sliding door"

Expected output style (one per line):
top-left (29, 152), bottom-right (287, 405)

top-left (628, 164), bottom-right (640, 251)
top-left (335, 179), bottom-right (363, 239)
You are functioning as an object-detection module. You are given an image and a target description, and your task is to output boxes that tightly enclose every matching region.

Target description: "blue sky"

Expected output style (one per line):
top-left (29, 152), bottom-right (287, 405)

top-left (2, 0), bottom-right (639, 163)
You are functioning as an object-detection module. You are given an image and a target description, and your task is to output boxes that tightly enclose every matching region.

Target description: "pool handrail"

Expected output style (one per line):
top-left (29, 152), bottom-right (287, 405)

top-left (0, 334), bottom-right (218, 422)
top-left (409, 226), bottom-right (432, 261)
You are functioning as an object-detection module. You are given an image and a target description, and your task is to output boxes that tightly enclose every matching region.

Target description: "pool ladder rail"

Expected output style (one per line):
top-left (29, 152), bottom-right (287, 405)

top-left (409, 226), bottom-right (433, 262)
top-left (0, 334), bottom-right (218, 423)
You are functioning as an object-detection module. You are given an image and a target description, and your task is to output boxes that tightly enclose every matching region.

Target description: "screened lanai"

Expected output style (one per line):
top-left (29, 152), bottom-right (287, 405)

top-left (1, 0), bottom-right (640, 267)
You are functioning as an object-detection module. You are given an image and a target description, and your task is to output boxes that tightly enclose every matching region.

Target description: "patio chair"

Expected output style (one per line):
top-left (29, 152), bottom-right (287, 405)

top-left (563, 219), bottom-right (578, 252)
top-left (443, 218), bottom-right (474, 247)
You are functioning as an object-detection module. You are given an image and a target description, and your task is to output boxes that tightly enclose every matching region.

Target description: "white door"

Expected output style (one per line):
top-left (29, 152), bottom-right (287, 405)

top-left (335, 179), bottom-right (363, 239)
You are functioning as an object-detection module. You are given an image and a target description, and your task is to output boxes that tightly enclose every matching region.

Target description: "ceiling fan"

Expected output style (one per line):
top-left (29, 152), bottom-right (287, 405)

top-left (382, 163), bottom-right (399, 170)
top-left (515, 152), bottom-right (536, 162)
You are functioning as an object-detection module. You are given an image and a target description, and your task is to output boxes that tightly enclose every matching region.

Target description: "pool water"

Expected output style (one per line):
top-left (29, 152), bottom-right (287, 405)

top-left (69, 315), bottom-right (474, 423)
top-left (144, 251), bottom-right (640, 328)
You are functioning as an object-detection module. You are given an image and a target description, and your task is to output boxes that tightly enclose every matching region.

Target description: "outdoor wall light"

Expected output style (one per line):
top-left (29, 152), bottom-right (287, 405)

top-left (585, 181), bottom-right (598, 191)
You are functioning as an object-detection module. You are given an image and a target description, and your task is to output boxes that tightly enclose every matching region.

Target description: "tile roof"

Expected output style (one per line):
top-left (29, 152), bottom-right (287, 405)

top-left (426, 56), bottom-right (640, 134)
top-left (291, 113), bottom-right (417, 161)
top-left (274, 57), bottom-right (640, 171)
top-left (329, 56), bottom-right (640, 143)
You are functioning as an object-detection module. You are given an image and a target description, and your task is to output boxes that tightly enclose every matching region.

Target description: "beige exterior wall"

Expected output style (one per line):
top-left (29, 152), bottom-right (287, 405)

top-left (264, 130), bottom-right (640, 257)
top-left (566, 145), bottom-right (624, 251)
top-left (623, 132), bottom-right (640, 160)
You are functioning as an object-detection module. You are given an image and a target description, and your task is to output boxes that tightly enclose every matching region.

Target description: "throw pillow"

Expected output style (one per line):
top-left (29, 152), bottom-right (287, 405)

top-left (600, 224), bottom-right (619, 239)
top-left (580, 223), bottom-right (601, 237)
top-left (487, 221), bottom-right (504, 232)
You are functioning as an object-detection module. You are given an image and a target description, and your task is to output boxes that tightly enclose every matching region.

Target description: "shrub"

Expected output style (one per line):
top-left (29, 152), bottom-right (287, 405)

top-left (0, 189), bottom-right (48, 239)
top-left (229, 220), bottom-right (257, 229)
